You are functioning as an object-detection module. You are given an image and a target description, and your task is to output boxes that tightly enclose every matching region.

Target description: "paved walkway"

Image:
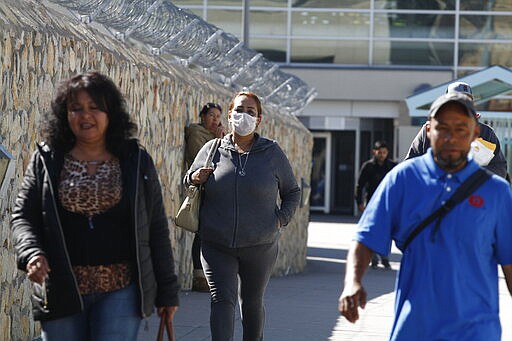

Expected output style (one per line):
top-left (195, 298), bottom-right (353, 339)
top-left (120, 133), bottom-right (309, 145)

top-left (138, 215), bottom-right (512, 340)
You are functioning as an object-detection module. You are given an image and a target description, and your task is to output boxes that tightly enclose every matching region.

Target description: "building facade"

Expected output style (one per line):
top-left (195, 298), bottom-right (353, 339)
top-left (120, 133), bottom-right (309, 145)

top-left (175, 0), bottom-right (512, 215)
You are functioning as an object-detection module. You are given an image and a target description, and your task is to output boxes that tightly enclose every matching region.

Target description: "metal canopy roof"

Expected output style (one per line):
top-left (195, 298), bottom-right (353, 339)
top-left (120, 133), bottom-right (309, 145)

top-left (406, 65), bottom-right (512, 118)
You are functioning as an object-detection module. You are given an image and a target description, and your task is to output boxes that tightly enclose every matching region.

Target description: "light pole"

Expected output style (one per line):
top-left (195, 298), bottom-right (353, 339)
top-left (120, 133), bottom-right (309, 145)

top-left (241, 0), bottom-right (250, 46)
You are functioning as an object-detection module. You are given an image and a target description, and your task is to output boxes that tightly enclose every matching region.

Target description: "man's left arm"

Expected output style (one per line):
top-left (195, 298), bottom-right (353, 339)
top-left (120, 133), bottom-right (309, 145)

top-left (502, 265), bottom-right (512, 297)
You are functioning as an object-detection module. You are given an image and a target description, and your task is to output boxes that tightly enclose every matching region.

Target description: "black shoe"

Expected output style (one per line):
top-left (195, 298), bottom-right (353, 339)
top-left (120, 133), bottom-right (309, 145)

top-left (371, 253), bottom-right (380, 269)
top-left (381, 259), bottom-right (391, 270)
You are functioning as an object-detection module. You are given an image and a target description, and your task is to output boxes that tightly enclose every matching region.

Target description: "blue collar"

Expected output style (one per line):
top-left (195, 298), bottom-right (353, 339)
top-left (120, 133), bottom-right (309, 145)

top-left (423, 148), bottom-right (479, 183)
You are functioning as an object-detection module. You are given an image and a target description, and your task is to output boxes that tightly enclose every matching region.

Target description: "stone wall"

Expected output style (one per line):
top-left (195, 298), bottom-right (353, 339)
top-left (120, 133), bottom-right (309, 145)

top-left (0, 1), bottom-right (312, 339)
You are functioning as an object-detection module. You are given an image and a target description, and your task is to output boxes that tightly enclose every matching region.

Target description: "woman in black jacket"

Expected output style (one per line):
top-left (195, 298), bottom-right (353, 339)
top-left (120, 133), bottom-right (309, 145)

top-left (11, 72), bottom-right (179, 340)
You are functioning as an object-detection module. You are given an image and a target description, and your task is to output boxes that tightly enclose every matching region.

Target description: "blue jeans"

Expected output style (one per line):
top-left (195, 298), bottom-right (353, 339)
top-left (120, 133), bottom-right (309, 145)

top-left (41, 283), bottom-right (141, 341)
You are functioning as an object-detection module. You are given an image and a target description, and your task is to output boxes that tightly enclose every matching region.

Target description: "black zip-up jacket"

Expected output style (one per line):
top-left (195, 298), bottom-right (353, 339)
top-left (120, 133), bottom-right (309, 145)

top-left (355, 157), bottom-right (397, 205)
top-left (405, 121), bottom-right (508, 179)
top-left (11, 141), bottom-right (179, 321)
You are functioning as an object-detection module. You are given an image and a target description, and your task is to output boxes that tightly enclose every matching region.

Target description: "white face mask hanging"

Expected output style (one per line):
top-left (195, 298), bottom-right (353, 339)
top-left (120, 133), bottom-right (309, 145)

top-left (229, 112), bottom-right (257, 136)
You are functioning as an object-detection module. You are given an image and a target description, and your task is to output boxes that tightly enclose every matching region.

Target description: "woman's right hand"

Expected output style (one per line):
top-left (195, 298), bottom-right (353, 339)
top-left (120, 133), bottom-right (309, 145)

top-left (215, 124), bottom-right (226, 138)
top-left (26, 255), bottom-right (51, 285)
top-left (191, 167), bottom-right (214, 185)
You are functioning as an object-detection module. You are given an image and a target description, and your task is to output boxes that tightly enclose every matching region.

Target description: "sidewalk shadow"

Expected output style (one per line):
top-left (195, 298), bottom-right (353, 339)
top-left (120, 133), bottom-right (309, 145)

top-left (308, 246), bottom-right (398, 341)
top-left (306, 246), bottom-right (399, 300)
top-left (264, 245), bottom-right (399, 340)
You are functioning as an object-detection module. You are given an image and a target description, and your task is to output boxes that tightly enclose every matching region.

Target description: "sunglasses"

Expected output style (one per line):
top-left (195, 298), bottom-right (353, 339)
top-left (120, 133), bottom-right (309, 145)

top-left (203, 103), bottom-right (222, 111)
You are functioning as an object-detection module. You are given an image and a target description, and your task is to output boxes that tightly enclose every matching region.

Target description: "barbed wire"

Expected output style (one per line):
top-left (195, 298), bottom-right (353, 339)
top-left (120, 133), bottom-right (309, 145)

top-left (45, 0), bottom-right (317, 114)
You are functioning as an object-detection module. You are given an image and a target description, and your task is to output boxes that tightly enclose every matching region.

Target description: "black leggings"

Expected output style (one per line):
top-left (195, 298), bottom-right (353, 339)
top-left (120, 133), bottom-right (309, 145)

top-left (192, 234), bottom-right (202, 270)
top-left (201, 240), bottom-right (278, 341)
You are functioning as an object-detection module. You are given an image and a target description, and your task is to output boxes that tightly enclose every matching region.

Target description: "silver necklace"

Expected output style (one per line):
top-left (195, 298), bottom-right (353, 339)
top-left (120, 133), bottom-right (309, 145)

top-left (237, 143), bottom-right (254, 177)
top-left (238, 152), bottom-right (249, 176)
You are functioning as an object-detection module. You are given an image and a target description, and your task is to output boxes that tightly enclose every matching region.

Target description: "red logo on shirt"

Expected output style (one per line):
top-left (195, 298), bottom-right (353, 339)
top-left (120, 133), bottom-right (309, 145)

top-left (468, 195), bottom-right (484, 207)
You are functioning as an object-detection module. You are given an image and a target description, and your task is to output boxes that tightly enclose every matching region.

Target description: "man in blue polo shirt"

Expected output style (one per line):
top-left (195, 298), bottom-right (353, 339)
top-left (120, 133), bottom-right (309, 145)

top-left (338, 92), bottom-right (512, 340)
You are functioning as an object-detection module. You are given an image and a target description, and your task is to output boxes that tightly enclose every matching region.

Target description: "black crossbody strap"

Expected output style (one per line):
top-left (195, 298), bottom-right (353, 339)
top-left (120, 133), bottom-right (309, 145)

top-left (401, 169), bottom-right (491, 251)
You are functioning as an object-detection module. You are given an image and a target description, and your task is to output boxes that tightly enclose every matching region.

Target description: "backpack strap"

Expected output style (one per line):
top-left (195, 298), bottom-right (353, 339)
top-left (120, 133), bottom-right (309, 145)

top-left (401, 168), bottom-right (492, 251)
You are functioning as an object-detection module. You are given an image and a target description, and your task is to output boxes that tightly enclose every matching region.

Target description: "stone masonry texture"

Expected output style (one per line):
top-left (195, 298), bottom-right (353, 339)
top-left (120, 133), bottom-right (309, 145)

top-left (0, 0), bottom-right (313, 339)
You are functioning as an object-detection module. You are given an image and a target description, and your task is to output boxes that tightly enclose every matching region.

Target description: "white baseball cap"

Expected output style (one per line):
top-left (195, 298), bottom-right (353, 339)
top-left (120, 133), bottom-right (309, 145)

top-left (446, 81), bottom-right (473, 99)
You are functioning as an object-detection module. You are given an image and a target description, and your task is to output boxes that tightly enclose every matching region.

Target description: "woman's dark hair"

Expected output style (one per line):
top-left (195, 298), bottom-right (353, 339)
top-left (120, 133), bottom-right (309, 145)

top-left (42, 71), bottom-right (138, 157)
top-left (199, 102), bottom-right (222, 116)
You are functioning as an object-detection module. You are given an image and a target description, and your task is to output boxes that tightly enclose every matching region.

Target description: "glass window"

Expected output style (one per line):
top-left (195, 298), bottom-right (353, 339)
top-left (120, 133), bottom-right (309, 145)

top-left (292, 11), bottom-right (370, 37)
top-left (373, 41), bottom-right (454, 66)
top-left (374, 0), bottom-right (454, 10)
top-left (292, 0), bottom-right (370, 9)
top-left (251, 11), bottom-right (287, 36)
top-left (460, 15), bottom-right (512, 40)
top-left (291, 39), bottom-right (369, 64)
top-left (252, 0), bottom-right (288, 7)
top-left (459, 43), bottom-right (512, 67)
top-left (310, 137), bottom-right (328, 209)
top-left (455, 70), bottom-right (476, 78)
top-left (250, 38), bottom-right (287, 62)
top-left (172, 0), bottom-right (203, 5)
top-left (461, 1), bottom-right (512, 11)
top-left (207, 0), bottom-right (243, 5)
top-left (374, 13), bottom-right (454, 38)
top-left (484, 96), bottom-right (512, 113)
top-left (207, 9), bottom-right (243, 38)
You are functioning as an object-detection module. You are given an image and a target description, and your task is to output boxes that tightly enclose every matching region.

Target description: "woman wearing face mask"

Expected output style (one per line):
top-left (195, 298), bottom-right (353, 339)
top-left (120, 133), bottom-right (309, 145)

top-left (184, 91), bottom-right (301, 341)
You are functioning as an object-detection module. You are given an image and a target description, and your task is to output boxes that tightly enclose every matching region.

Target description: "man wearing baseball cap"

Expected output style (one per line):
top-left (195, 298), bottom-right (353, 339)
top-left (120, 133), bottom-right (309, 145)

top-left (446, 81), bottom-right (473, 100)
top-left (405, 81), bottom-right (508, 179)
top-left (339, 91), bottom-right (512, 340)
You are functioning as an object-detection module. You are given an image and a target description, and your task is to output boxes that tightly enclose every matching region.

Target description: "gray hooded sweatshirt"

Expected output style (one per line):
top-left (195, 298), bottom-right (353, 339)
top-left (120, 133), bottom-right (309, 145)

top-left (184, 133), bottom-right (301, 248)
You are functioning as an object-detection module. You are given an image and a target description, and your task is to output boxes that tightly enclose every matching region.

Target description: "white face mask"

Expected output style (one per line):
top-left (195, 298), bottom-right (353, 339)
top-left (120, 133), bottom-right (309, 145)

top-left (229, 112), bottom-right (257, 136)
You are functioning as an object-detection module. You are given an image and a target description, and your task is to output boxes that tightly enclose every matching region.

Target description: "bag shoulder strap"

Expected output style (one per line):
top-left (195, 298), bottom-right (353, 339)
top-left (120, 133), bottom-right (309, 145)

top-left (401, 168), bottom-right (491, 251)
top-left (204, 138), bottom-right (220, 168)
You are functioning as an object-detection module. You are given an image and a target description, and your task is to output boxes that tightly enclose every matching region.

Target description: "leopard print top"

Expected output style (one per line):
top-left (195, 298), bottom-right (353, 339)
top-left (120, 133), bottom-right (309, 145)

top-left (73, 262), bottom-right (132, 295)
top-left (59, 155), bottom-right (122, 216)
top-left (59, 155), bottom-right (130, 294)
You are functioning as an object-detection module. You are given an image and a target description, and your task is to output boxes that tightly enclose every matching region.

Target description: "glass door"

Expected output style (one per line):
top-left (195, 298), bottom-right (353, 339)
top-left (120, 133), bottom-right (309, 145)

top-left (332, 131), bottom-right (356, 215)
top-left (310, 133), bottom-right (332, 213)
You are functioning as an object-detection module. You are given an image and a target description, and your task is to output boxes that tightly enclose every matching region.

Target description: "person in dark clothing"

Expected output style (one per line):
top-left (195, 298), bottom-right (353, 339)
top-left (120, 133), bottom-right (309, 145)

top-left (355, 141), bottom-right (397, 269)
top-left (405, 81), bottom-right (508, 180)
top-left (185, 102), bottom-right (225, 292)
top-left (11, 72), bottom-right (179, 340)
top-left (185, 91), bottom-right (300, 341)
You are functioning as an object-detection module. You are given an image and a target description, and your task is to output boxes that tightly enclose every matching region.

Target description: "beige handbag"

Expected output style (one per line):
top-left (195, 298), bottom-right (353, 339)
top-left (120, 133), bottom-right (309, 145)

top-left (175, 138), bottom-right (220, 233)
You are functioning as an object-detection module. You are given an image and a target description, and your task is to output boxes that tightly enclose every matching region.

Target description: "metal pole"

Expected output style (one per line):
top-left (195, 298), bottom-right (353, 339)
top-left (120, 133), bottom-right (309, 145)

top-left (242, 0), bottom-right (250, 46)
